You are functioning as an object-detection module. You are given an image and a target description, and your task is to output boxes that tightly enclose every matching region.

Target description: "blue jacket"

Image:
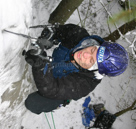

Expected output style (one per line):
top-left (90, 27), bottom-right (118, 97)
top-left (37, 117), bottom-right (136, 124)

top-left (52, 44), bottom-right (79, 78)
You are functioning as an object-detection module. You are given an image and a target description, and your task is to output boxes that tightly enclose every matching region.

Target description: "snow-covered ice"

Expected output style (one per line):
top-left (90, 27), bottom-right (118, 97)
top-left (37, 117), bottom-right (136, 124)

top-left (0, 0), bottom-right (136, 129)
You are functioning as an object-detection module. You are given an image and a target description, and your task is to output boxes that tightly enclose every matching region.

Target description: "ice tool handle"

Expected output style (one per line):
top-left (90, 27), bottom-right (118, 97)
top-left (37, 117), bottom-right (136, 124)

top-left (3, 27), bottom-right (54, 63)
top-left (30, 24), bottom-right (60, 62)
top-left (30, 23), bottom-right (60, 47)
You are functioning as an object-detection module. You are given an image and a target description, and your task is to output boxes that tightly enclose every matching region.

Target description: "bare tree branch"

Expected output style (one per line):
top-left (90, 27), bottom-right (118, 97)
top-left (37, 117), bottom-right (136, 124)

top-left (103, 19), bottom-right (136, 42)
top-left (49, 0), bottom-right (84, 24)
top-left (114, 100), bottom-right (136, 117)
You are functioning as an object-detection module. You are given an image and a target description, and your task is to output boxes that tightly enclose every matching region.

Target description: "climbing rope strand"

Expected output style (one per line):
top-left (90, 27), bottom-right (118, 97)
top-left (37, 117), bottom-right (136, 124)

top-left (51, 112), bottom-right (56, 129)
top-left (44, 113), bottom-right (51, 129)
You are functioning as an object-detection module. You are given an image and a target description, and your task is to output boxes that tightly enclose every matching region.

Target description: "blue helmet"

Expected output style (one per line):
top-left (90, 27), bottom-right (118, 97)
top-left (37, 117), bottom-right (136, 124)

top-left (97, 42), bottom-right (129, 76)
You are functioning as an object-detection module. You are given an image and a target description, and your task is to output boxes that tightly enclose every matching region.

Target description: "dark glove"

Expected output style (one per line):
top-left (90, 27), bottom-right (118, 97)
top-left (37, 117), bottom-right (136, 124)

top-left (93, 110), bottom-right (116, 129)
top-left (92, 103), bottom-right (105, 116)
top-left (39, 26), bottom-right (53, 40)
top-left (38, 25), bottom-right (59, 49)
top-left (23, 49), bottom-right (47, 69)
top-left (37, 38), bottom-right (54, 49)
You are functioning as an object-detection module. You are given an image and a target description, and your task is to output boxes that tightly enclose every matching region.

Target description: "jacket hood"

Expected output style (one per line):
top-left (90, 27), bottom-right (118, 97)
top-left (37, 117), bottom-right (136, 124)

top-left (70, 36), bottom-right (104, 79)
top-left (72, 36), bottom-right (100, 54)
top-left (70, 36), bottom-right (100, 70)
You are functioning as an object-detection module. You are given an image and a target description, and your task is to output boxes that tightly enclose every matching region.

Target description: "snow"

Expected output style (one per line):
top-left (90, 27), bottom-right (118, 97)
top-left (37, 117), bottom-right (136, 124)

top-left (0, 0), bottom-right (136, 129)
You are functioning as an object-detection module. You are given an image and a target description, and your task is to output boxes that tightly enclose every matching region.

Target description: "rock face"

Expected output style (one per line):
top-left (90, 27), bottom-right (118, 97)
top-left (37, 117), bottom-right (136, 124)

top-left (0, 44), bottom-right (35, 128)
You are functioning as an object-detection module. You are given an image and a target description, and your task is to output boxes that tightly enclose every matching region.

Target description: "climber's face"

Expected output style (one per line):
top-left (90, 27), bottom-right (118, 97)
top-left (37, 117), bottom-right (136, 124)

top-left (73, 46), bottom-right (98, 69)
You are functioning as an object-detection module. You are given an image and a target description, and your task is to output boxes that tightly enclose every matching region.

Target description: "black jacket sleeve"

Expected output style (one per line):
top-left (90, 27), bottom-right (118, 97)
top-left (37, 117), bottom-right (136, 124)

top-left (32, 67), bottom-right (101, 100)
top-left (53, 24), bottom-right (90, 49)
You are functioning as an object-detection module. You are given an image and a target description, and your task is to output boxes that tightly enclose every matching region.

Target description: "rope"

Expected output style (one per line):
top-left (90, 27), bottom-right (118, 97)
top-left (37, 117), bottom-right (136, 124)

top-left (44, 112), bottom-right (56, 129)
top-left (51, 112), bottom-right (56, 129)
top-left (44, 113), bottom-right (51, 129)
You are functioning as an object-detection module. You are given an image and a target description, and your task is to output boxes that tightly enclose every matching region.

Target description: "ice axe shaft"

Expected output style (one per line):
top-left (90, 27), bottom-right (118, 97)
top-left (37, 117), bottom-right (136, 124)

top-left (3, 29), bottom-right (37, 40)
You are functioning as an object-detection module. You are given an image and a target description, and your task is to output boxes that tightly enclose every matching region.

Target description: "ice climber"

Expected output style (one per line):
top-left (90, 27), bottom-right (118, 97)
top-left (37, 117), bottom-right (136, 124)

top-left (23, 24), bottom-right (129, 114)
